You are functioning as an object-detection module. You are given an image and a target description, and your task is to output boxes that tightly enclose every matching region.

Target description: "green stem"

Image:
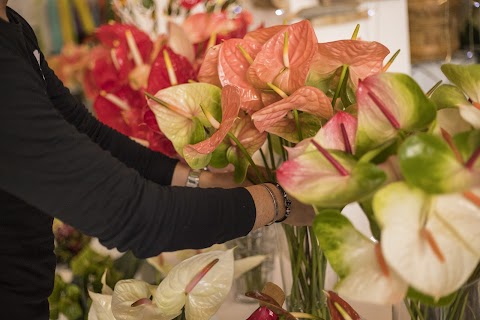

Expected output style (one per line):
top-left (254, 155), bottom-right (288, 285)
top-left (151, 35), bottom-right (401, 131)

top-left (227, 132), bottom-right (264, 183)
top-left (332, 65), bottom-right (349, 109)
top-left (293, 109), bottom-right (303, 141)
top-left (259, 148), bottom-right (274, 181)
top-left (267, 134), bottom-right (277, 173)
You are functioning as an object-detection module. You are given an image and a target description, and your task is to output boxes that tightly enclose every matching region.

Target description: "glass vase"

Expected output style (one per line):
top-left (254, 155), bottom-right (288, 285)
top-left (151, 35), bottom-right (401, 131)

top-left (229, 226), bottom-right (277, 303)
top-left (278, 224), bottom-right (329, 319)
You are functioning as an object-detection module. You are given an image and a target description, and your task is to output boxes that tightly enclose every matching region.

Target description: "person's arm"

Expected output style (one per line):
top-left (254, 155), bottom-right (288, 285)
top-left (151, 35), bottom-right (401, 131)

top-left (0, 50), bottom-right (289, 257)
top-left (39, 52), bottom-right (179, 186)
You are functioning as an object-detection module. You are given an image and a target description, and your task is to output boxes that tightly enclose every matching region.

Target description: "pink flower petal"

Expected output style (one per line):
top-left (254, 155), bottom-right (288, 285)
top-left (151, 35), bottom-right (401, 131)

top-left (244, 25), bottom-right (288, 45)
top-left (197, 44), bottom-right (222, 87)
top-left (247, 20), bottom-right (317, 94)
top-left (252, 86), bottom-right (333, 132)
top-left (314, 111), bottom-right (358, 153)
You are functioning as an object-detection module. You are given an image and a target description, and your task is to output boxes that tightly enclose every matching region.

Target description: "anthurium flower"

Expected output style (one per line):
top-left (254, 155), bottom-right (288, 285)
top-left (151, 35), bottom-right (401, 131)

top-left (88, 271), bottom-right (115, 320)
top-left (251, 86), bottom-right (333, 142)
top-left (373, 182), bottom-right (480, 300)
top-left (218, 38), bottom-right (264, 113)
top-left (325, 291), bottom-right (361, 320)
top-left (247, 20), bottom-right (317, 95)
top-left (307, 40), bottom-right (390, 90)
top-left (313, 211), bottom-right (408, 304)
top-left (147, 83), bottom-right (222, 160)
top-left (399, 133), bottom-right (480, 193)
top-left (93, 85), bottom-right (148, 139)
top-left (277, 140), bottom-right (386, 208)
top-left (143, 110), bottom-right (177, 157)
top-left (180, 0), bottom-right (204, 10)
top-left (217, 114), bottom-right (267, 182)
top-left (183, 86), bottom-right (241, 169)
top-left (146, 46), bottom-right (197, 95)
top-left (153, 249), bottom-right (234, 320)
top-left (313, 111), bottom-right (357, 154)
top-left (431, 63), bottom-right (480, 128)
top-left (167, 22), bottom-right (195, 63)
top-left (83, 47), bottom-right (121, 100)
top-left (111, 279), bottom-right (163, 320)
top-left (197, 44), bottom-right (222, 87)
top-left (247, 306), bottom-right (279, 320)
top-left (244, 25), bottom-right (288, 46)
top-left (355, 73), bottom-right (437, 155)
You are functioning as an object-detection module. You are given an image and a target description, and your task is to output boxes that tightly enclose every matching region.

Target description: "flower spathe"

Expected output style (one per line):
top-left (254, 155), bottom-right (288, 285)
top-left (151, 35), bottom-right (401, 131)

top-left (374, 183), bottom-right (480, 300)
top-left (88, 249), bottom-right (265, 320)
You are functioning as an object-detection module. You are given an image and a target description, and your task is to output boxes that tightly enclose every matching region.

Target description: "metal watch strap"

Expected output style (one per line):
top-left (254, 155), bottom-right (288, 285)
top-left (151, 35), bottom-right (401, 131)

top-left (185, 169), bottom-right (202, 188)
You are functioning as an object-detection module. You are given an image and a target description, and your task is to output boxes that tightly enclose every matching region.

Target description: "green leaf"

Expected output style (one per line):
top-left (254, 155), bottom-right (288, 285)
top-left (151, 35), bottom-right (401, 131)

top-left (399, 133), bottom-right (477, 193)
top-left (209, 140), bottom-right (230, 168)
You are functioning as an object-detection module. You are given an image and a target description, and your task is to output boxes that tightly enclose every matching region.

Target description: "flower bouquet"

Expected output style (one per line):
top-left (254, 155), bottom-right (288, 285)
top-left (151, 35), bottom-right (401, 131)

top-left (143, 16), bottom-right (480, 320)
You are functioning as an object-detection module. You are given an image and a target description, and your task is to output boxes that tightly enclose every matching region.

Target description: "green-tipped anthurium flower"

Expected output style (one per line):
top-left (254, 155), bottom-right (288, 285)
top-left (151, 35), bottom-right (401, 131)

top-left (183, 86), bottom-right (241, 169)
top-left (399, 133), bottom-right (480, 193)
top-left (146, 83), bottom-right (222, 163)
top-left (277, 139), bottom-right (386, 208)
top-left (314, 211), bottom-right (408, 304)
top-left (374, 182), bottom-right (480, 300)
top-left (432, 64), bottom-right (480, 128)
top-left (355, 73), bottom-right (437, 155)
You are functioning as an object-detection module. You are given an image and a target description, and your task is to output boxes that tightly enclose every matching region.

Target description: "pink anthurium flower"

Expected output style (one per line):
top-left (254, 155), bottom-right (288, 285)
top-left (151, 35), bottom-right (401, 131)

top-left (247, 20), bottom-right (318, 95)
top-left (217, 38), bottom-right (264, 113)
top-left (197, 44), bottom-right (222, 87)
top-left (277, 139), bottom-right (386, 208)
top-left (308, 40), bottom-right (390, 89)
top-left (251, 86), bottom-right (333, 142)
top-left (314, 111), bottom-right (357, 154)
top-left (243, 25), bottom-right (288, 46)
top-left (183, 86), bottom-right (242, 169)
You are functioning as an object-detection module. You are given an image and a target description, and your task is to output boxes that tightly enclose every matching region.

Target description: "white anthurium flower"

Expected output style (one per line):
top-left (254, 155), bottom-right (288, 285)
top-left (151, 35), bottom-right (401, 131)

top-left (374, 182), bottom-right (480, 300)
top-left (88, 271), bottom-right (114, 320)
top-left (111, 279), bottom-right (164, 320)
top-left (146, 243), bottom-right (228, 277)
top-left (153, 249), bottom-right (239, 320)
top-left (314, 211), bottom-right (408, 305)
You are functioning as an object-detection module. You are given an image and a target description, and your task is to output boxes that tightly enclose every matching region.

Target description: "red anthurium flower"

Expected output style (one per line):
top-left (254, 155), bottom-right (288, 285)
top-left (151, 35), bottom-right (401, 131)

top-left (247, 306), bottom-right (279, 320)
top-left (310, 40), bottom-right (390, 88)
top-left (147, 47), bottom-right (197, 95)
top-left (247, 20), bottom-right (317, 95)
top-left (325, 291), bottom-right (361, 320)
top-left (180, 0), bottom-right (204, 9)
top-left (83, 46), bottom-right (120, 100)
top-left (251, 86), bottom-right (333, 134)
top-left (93, 85), bottom-right (147, 138)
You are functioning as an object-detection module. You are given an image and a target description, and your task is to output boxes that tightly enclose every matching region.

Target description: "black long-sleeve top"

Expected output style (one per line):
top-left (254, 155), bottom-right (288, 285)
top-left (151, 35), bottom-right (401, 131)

top-left (0, 7), bottom-right (255, 319)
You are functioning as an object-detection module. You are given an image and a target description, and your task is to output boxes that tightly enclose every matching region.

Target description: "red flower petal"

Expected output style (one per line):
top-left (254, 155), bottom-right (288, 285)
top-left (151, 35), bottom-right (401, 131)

top-left (247, 306), bottom-right (279, 320)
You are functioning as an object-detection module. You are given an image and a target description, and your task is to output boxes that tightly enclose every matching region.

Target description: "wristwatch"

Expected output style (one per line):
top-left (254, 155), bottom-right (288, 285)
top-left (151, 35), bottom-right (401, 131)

top-left (185, 169), bottom-right (202, 188)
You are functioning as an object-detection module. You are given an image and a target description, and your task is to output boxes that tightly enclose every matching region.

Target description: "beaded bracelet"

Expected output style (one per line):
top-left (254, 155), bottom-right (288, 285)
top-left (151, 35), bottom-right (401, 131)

top-left (261, 184), bottom-right (278, 226)
top-left (273, 183), bottom-right (292, 223)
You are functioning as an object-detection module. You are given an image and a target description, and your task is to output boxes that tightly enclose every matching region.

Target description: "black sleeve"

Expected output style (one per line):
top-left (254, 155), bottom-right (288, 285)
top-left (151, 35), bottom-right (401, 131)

top-left (0, 51), bottom-right (256, 258)
top-left (38, 53), bottom-right (179, 186)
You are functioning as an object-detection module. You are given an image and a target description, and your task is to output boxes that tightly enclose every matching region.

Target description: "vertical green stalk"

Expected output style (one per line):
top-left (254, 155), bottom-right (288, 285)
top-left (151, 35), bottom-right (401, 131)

top-left (293, 109), bottom-right (303, 141)
top-left (331, 65), bottom-right (349, 109)
top-left (259, 148), bottom-right (274, 181)
top-left (227, 132), bottom-right (264, 183)
top-left (267, 134), bottom-right (277, 173)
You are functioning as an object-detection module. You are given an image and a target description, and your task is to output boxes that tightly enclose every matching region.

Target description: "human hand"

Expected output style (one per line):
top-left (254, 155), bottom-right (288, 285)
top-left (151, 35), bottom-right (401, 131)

top-left (282, 196), bottom-right (315, 226)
